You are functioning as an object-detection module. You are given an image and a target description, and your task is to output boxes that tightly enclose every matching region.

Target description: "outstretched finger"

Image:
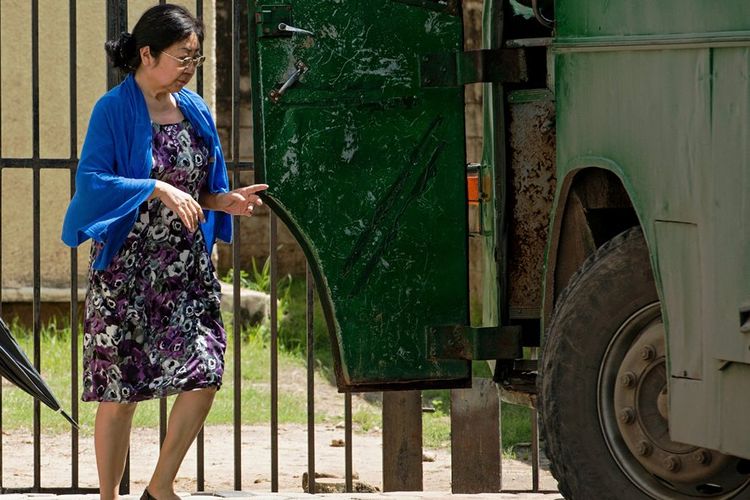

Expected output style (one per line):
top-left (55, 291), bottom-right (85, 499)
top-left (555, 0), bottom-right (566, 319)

top-left (239, 184), bottom-right (269, 196)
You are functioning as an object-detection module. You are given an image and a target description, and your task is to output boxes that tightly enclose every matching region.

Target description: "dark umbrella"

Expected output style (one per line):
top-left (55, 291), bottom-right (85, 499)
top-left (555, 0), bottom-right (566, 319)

top-left (0, 318), bottom-right (78, 428)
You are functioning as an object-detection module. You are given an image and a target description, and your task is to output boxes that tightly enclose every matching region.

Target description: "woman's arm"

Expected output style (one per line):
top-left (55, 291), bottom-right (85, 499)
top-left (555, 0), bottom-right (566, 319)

top-left (198, 184), bottom-right (269, 216)
top-left (197, 189), bottom-right (222, 210)
top-left (62, 98), bottom-right (156, 246)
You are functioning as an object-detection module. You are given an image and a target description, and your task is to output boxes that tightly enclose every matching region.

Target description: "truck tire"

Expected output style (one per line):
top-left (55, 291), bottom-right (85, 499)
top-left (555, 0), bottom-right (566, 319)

top-left (539, 228), bottom-right (750, 499)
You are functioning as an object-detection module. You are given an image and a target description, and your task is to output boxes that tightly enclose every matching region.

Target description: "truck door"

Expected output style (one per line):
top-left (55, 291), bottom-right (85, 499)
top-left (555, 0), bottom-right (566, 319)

top-left (248, 1), bottom-right (471, 390)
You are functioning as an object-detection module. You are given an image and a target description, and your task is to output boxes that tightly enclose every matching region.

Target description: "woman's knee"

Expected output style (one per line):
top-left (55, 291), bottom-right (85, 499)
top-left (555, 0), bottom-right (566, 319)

top-left (183, 387), bottom-right (217, 412)
top-left (98, 401), bottom-right (138, 420)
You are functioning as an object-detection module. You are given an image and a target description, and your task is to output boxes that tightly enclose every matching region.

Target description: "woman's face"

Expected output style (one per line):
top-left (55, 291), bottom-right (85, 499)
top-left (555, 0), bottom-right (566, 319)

top-left (143, 32), bottom-right (201, 93)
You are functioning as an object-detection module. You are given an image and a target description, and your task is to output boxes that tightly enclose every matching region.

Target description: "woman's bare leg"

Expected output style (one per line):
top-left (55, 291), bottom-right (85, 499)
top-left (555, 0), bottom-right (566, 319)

top-left (95, 401), bottom-right (138, 500)
top-left (146, 387), bottom-right (217, 499)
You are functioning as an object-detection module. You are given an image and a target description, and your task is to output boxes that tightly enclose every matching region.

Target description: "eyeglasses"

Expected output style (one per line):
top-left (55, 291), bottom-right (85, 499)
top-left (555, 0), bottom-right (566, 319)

top-left (159, 51), bottom-right (206, 68)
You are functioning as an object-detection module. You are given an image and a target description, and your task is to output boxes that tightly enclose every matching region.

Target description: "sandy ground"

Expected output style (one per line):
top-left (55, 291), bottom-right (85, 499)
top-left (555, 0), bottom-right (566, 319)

top-left (0, 423), bottom-right (557, 495)
top-left (0, 368), bottom-right (557, 495)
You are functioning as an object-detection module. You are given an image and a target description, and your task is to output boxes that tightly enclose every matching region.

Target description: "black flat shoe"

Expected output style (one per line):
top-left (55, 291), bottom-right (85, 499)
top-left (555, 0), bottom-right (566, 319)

top-left (140, 488), bottom-right (157, 500)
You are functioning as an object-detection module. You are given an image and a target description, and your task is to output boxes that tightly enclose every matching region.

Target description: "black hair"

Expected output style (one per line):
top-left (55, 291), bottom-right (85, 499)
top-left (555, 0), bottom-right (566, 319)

top-left (104, 4), bottom-right (204, 73)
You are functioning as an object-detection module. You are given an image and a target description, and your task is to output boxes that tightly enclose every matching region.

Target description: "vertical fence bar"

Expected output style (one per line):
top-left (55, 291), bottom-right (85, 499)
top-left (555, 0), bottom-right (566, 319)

top-left (157, 396), bottom-right (166, 492)
top-left (270, 214), bottom-right (279, 491)
top-left (69, 0), bottom-right (79, 489)
top-left (530, 347), bottom-right (540, 491)
top-left (231, 0), bottom-right (242, 491)
top-left (31, 0), bottom-right (42, 489)
top-left (531, 408), bottom-right (540, 491)
top-left (0, 0), bottom-right (4, 491)
top-left (345, 393), bottom-right (352, 493)
top-left (195, 0), bottom-right (206, 492)
top-left (104, 4), bottom-right (132, 493)
top-left (306, 266), bottom-right (315, 494)
top-left (159, 398), bottom-right (167, 446)
top-left (106, 0), bottom-right (127, 91)
top-left (196, 0), bottom-right (203, 98)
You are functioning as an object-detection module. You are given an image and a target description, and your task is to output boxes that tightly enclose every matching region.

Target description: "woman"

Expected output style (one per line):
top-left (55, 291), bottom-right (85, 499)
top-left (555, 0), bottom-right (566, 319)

top-left (61, 5), bottom-right (266, 500)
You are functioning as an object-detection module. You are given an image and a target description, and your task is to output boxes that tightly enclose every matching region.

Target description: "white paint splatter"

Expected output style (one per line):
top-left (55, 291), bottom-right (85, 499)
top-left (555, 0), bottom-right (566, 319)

top-left (320, 23), bottom-right (339, 39)
top-left (353, 57), bottom-right (402, 77)
top-left (279, 144), bottom-right (299, 184)
top-left (424, 12), bottom-right (440, 33)
top-left (340, 119), bottom-right (358, 163)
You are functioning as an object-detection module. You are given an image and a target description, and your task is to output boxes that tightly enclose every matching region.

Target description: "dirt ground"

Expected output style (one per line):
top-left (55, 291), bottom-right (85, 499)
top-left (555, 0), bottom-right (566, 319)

top-left (0, 374), bottom-right (557, 495)
top-left (1, 424), bottom-right (557, 494)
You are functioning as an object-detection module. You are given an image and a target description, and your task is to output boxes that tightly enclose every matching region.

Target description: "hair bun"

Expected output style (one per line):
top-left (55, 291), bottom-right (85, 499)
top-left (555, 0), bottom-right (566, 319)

top-left (105, 31), bottom-right (137, 71)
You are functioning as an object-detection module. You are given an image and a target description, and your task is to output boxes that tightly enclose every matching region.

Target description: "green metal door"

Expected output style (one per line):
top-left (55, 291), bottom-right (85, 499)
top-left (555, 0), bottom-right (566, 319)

top-left (248, 1), bottom-right (471, 390)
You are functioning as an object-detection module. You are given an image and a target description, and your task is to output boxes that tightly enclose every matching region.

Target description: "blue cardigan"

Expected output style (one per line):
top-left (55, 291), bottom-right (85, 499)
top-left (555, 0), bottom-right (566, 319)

top-left (61, 74), bottom-right (231, 270)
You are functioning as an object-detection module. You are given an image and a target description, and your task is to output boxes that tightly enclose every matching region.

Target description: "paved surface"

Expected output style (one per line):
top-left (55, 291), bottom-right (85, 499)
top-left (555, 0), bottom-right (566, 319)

top-left (0, 494), bottom-right (563, 499)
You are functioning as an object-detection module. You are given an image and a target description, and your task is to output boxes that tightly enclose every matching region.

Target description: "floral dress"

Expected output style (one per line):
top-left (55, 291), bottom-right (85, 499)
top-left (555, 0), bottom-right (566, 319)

top-left (82, 119), bottom-right (226, 403)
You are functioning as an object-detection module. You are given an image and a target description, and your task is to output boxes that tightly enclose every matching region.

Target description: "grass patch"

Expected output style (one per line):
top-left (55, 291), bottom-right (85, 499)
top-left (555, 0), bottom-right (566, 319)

top-left (1, 315), bottom-right (320, 435)
top-left (2, 270), bottom-right (532, 456)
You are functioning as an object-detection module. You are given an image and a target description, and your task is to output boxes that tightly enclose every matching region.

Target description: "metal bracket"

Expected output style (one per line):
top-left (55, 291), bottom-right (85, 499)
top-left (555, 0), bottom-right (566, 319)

top-left (427, 325), bottom-right (522, 360)
top-left (419, 49), bottom-right (527, 88)
top-left (740, 303), bottom-right (750, 333)
top-left (255, 4), bottom-right (293, 38)
top-left (270, 60), bottom-right (309, 103)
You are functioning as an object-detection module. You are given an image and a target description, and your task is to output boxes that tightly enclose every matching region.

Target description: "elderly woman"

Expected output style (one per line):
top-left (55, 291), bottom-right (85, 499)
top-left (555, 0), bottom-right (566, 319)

top-left (61, 4), bottom-right (266, 500)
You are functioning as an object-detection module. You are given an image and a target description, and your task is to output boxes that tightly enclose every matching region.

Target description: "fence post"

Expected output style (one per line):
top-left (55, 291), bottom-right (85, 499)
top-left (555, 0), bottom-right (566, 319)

top-left (450, 377), bottom-right (501, 493)
top-left (382, 390), bottom-right (422, 491)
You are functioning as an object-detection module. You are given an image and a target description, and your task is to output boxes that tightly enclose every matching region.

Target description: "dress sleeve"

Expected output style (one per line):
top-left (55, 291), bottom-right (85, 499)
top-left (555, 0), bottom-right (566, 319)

top-left (61, 98), bottom-right (156, 247)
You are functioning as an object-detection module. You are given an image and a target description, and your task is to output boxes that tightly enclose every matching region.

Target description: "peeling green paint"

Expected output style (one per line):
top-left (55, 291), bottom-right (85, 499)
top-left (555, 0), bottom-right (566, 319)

top-left (249, 1), bottom-right (470, 390)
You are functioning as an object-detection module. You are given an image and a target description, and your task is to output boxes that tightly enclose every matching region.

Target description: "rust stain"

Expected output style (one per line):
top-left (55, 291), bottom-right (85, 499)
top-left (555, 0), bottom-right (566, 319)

top-left (508, 98), bottom-right (557, 317)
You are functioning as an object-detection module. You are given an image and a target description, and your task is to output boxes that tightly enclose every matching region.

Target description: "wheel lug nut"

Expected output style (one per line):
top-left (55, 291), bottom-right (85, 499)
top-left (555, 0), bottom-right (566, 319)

top-left (636, 441), bottom-right (653, 457)
top-left (664, 456), bottom-right (681, 472)
top-left (694, 450), bottom-right (712, 465)
top-left (619, 407), bottom-right (636, 424)
top-left (640, 345), bottom-right (656, 361)
top-left (620, 371), bottom-right (637, 388)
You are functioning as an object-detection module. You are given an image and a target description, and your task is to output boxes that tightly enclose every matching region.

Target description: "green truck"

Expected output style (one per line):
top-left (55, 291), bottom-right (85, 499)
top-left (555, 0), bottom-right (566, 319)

top-left (248, 0), bottom-right (750, 497)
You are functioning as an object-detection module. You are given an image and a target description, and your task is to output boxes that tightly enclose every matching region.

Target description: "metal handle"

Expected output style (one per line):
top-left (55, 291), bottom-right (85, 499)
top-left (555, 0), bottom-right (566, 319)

top-left (270, 60), bottom-right (309, 103)
top-left (278, 23), bottom-right (314, 36)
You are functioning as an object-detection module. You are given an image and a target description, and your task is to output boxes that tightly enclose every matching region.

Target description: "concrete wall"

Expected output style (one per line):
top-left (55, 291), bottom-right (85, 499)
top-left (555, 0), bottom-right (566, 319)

top-left (0, 0), bottom-right (216, 301)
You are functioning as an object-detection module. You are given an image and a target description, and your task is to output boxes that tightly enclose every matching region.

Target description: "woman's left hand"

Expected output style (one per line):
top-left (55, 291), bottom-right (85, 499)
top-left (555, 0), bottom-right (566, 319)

top-left (216, 184), bottom-right (269, 216)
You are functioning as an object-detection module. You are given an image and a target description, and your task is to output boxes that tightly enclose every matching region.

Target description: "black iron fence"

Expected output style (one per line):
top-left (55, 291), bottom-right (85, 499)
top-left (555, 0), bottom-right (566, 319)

top-left (0, 0), bottom-right (350, 494)
top-left (0, 0), bottom-right (545, 496)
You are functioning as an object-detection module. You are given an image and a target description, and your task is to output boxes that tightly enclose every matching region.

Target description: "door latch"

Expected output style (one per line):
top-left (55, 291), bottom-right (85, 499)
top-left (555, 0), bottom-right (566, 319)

top-left (255, 4), bottom-right (292, 37)
top-left (270, 60), bottom-right (309, 103)
top-left (278, 23), bottom-right (314, 36)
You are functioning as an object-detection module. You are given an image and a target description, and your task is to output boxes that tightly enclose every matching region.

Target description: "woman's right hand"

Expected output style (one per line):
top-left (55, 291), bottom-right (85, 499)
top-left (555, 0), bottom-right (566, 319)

top-left (150, 180), bottom-right (205, 232)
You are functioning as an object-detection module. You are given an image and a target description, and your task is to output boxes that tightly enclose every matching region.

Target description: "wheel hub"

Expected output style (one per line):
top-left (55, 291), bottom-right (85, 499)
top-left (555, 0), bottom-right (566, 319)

top-left (613, 321), bottom-right (724, 485)
top-left (600, 304), bottom-right (750, 497)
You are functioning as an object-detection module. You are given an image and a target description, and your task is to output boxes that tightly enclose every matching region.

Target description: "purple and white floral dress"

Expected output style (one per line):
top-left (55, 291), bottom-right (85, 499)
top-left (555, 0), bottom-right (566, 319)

top-left (82, 119), bottom-right (226, 403)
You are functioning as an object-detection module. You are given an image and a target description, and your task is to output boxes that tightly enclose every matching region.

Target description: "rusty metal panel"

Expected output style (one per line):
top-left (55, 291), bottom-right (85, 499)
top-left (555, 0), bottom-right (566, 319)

top-left (507, 90), bottom-right (556, 319)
